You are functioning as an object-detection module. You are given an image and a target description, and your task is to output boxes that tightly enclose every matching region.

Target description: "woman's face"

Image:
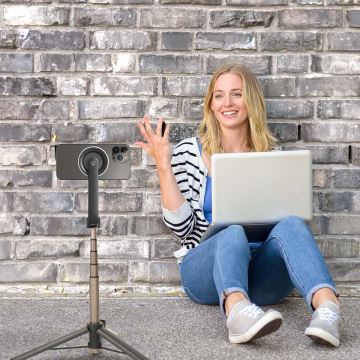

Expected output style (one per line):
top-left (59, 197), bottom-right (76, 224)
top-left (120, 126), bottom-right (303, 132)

top-left (210, 72), bottom-right (249, 131)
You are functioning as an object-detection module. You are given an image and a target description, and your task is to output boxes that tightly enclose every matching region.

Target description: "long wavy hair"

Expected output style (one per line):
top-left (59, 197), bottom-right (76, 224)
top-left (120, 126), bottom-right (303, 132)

top-left (198, 64), bottom-right (277, 155)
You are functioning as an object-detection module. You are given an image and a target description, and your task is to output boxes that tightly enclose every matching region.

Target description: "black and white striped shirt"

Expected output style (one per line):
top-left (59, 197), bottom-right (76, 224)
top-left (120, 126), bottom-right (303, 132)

top-left (161, 137), bottom-right (209, 259)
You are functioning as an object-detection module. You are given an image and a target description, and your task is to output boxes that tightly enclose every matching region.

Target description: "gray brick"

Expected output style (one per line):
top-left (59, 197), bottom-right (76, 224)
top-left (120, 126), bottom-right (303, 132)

top-left (35, 216), bottom-right (128, 236)
top-left (328, 32), bottom-right (360, 51)
top-left (317, 100), bottom-right (340, 119)
top-left (152, 238), bottom-right (179, 259)
top-left (283, 144), bottom-right (349, 164)
top-left (59, 179), bottom-right (124, 189)
top-left (58, 77), bottom-right (88, 96)
top-left (0, 30), bottom-right (17, 49)
top-left (76, 192), bottom-right (142, 212)
top-left (0, 100), bottom-right (40, 120)
top-left (0, 54), bottom-right (32, 73)
top-left (195, 32), bottom-right (256, 50)
top-left (314, 191), bottom-right (360, 212)
top-left (183, 99), bottom-right (204, 120)
top-left (260, 77), bottom-right (296, 98)
top-left (0, 215), bottom-right (29, 235)
top-left (206, 55), bottom-right (271, 75)
top-left (90, 31), bottom-right (156, 50)
top-left (16, 240), bottom-right (79, 259)
top-left (279, 9), bottom-right (341, 29)
top-left (347, 10), bottom-right (360, 27)
top-left (268, 123), bottom-right (298, 142)
top-left (352, 145), bottom-right (360, 166)
top-left (112, 53), bottom-right (136, 73)
top-left (90, 0), bottom-right (154, 3)
top-left (0, 124), bottom-right (51, 142)
top-left (145, 194), bottom-right (162, 214)
top-left (38, 54), bottom-right (74, 72)
top-left (338, 101), bottom-right (360, 120)
top-left (139, 55), bottom-right (202, 74)
top-left (95, 122), bottom-right (138, 142)
top-left (161, 32), bottom-right (192, 51)
top-left (149, 261), bottom-right (180, 283)
top-left (92, 76), bottom-right (157, 96)
top-left (73, 8), bottom-right (136, 27)
top-left (79, 100), bottom-right (145, 119)
top-left (298, 76), bottom-right (360, 97)
top-left (302, 123), bottom-right (360, 142)
top-left (277, 55), bottom-right (308, 73)
top-left (80, 239), bottom-right (149, 259)
top-left (123, 169), bottom-right (158, 189)
top-left (266, 100), bottom-right (314, 119)
top-left (323, 215), bottom-right (360, 235)
top-left (0, 77), bottom-right (56, 96)
top-left (317, 238), bottom-right (360, 258)
top-left (227, 0), bottom-right (287, 4)
top-left (148, 98), bottom-right (179, 118)
top-left (140, 8), bottom-right (206, 28)
top-left (0, 263), bottom-right (57, 283)
top-left (0, 170), bottom-right (52, 188)
top-left (163, 77), bottom-right (209, 97)
top-left (332, 169), bottom-right (360, 189)
top-left (60, 262), bottom-right (128, 283)
top-left (328, 260), bottom-right (360, 282)
top-left (11, 192), bottom-right (74, 213)
top-left (132, 216), bottom-right (169, 236)
top-left (313, 168), bottom-right (331, 188)
top-left (312, 54), bottom-right (360, 74)
top-left (4, 6), bottom-right (70, 26)
top-left (168, 123), bottom-right (199, 143)
top-left (41, 100), bottom-right (70, 120)
top-left (261, 32), bottom-right (322, 51)
top-left (20, 30), bottom-right (85, 50)
top-left (0, 240), bottom-right (13, 260)
top-left (161, 0), bottom-right (220, 3)
top-left (75, 54), bottom-right (112, 72)
top-left (130, 261), bottom-right (149, 282)
top-left (0, 146), bottom-right (45, 166)
top-left (291, 0), bottom-right (325, 4)
top-left (210, 10), bottom-right (274, 28)
top-left (52, 124), bottom-right (89, 142)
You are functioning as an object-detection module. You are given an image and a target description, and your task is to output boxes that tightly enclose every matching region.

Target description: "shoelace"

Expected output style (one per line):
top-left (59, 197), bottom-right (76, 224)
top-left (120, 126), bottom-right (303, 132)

top-left (239, 304), bottom-right (264, 318)
top-left (317, 307), bottom-right (339, 324)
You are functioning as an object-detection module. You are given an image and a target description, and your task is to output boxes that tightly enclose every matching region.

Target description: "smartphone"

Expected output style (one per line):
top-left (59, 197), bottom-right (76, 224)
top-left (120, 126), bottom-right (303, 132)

top-left (161, 121), bottom-right (167, 136)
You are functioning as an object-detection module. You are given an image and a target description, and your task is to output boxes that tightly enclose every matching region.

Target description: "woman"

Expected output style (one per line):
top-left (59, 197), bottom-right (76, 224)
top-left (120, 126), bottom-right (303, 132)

top-left (136, 64), bottom-right (341, 346)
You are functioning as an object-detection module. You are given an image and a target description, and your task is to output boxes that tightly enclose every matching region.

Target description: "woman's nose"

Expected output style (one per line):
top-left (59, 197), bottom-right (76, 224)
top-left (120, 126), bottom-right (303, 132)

top-left (223, 95), bottom-right (233, 106)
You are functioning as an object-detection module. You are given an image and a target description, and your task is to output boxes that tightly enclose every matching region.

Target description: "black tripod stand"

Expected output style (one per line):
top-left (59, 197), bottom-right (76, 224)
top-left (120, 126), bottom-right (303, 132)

top-left (11, 150), bottom-right (149, 360)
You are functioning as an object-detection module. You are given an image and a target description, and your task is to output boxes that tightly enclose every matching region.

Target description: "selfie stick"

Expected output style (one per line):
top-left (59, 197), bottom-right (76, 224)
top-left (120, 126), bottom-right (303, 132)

top-left (11, 154), bottom-right (148, 360)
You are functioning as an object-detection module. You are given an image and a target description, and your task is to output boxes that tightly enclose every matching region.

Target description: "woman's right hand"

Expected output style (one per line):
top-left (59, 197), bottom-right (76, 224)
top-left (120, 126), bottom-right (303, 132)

top-left (135, 116), bottom-right (171, 171)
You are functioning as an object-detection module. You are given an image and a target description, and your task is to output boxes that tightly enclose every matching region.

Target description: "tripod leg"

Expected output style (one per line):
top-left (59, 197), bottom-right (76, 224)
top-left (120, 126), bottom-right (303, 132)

top-left (97, 327), bottom-right (149, 360)
top-left (10, 327), bottom-right (88, 360)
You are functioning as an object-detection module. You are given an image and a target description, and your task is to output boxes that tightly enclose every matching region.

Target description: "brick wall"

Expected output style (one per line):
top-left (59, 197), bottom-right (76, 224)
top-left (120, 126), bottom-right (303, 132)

top-left (0, 0), bottom-right (359, 296)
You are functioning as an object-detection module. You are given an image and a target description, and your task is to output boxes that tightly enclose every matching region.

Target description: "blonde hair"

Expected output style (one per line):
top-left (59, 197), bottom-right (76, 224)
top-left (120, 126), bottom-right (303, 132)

top-left (198, 64), bottom-right (277, 155)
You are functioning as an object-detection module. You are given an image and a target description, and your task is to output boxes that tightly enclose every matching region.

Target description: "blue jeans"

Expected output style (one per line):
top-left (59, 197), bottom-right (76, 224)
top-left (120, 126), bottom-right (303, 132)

top-left (179, 216), bottom-right (338, 315)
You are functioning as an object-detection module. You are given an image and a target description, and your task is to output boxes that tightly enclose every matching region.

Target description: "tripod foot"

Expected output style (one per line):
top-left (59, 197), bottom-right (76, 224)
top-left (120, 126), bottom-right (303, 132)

top-left (98, 327), bottom-right (149, 360)
top-left (10, 327), bottom-right (89, 360)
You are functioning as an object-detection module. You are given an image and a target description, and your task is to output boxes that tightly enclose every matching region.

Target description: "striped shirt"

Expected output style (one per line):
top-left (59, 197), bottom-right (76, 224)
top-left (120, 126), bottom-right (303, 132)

top-left (161, 137), bottom-right (209, 260)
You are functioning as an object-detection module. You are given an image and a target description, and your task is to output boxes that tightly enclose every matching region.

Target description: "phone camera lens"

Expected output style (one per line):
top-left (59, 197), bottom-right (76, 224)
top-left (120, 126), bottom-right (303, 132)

top-left (116, 154), bottom-right (123, 161)
top-left (121, 146), bottom-right (128, 153)
top-left (113, 147), bottom-right (120, 153)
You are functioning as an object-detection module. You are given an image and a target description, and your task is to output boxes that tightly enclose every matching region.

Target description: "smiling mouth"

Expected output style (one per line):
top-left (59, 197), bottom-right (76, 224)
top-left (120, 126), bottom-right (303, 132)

top-left (222, 111), bottom-right (238, 117)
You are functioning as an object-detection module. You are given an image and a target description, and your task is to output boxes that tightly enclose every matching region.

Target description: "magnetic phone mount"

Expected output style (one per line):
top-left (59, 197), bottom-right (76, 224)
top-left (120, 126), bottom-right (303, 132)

top-left (79, 146), bottom-right (109, 177)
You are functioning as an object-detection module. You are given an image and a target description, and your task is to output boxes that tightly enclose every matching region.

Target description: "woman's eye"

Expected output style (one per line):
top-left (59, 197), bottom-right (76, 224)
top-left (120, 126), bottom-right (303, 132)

top-left (233, 93), bottom-right (242, 97)
top-left (214, 95), bottom-right (223, 100)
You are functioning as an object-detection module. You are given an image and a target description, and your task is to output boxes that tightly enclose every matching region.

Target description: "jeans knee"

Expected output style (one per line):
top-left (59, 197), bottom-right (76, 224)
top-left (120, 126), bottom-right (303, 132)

top-left (220, 225), bottom-right (250, 254)
top-left (281, 215), bottom-right (306, 228)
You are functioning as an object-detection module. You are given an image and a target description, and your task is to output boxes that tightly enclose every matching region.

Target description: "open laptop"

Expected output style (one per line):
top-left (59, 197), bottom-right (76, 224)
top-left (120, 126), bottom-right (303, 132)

top-left (200, 150), bottom-right (313, 243)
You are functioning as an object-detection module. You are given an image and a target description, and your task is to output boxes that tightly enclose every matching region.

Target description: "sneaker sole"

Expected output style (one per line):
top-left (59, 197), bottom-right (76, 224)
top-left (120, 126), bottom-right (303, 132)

top-left (305, 327), bottom-right (340, 347)
top-left (229, 310), bottom-right (283, 344)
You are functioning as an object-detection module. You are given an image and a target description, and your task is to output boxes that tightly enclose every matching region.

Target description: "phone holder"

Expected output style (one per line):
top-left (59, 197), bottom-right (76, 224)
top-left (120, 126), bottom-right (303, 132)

top-left (11, 144), bottom-right (148, 360)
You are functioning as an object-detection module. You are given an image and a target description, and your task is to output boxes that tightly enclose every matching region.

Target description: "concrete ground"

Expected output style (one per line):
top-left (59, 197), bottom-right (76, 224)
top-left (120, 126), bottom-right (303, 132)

top-left (1, 297), bottom-right (359, 360)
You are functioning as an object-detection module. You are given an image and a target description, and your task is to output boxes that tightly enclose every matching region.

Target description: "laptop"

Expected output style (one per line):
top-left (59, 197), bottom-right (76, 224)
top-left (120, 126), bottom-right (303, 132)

top-left (200, 150), bottom-right (313, 243)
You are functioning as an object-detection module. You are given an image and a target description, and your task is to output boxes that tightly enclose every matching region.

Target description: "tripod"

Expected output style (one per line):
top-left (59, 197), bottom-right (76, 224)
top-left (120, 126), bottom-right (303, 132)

top-left (11, 155), bottom-right (149, 360)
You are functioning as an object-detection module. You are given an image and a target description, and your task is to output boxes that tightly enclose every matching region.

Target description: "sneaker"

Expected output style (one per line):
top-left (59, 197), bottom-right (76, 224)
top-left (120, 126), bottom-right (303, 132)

top-left (226, 299), bottom-right (283, 344)
top-left (305, 301), bottom-right (341, 347)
